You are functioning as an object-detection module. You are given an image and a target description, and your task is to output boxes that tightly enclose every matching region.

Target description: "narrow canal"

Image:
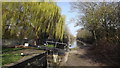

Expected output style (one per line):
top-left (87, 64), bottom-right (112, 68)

top-left (69, 40), bottom-right (77, 49)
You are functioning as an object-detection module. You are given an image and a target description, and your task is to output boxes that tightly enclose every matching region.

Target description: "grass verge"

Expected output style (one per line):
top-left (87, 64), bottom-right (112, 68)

top-left (2, 48), bottom-right (24, 65)
top-left (2, 53), bottom-right (22, 65)
top-left (46, 44), bottom-right (54, 48)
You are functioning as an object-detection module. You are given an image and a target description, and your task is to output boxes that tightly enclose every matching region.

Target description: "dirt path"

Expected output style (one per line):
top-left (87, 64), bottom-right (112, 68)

top-left (61, 47), bottom-right (106, 66)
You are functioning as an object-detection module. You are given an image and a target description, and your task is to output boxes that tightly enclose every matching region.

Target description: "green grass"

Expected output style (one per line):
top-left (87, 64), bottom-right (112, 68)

top-left (2, 47), bottom-right (45, 66)
top-left (2, 48), bottom-right (24, 53)
top-left (2, 48), bottom-right (24, 66)
top-left (0, 57), bottom-right (2, 67)
top-left (46, 44), bottom-right (54, 48)
top-left (2, 53), bottom-right (22, 65)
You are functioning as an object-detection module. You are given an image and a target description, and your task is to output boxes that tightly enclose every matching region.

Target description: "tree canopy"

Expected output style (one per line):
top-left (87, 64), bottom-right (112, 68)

top-left (2, 2), bottom-right (65, 43)
top-left (72, 2), bottom-right (120, 44)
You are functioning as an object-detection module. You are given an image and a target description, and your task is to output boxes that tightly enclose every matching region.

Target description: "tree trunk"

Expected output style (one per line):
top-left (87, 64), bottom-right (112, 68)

top-left (93, 30), bottom-right (97, 46)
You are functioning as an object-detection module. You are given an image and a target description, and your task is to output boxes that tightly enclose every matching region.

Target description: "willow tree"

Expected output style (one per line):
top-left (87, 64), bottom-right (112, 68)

top-left (55, 16), bottom-right (65, 41)
top-left (2, 2), bottom-right (65, 44)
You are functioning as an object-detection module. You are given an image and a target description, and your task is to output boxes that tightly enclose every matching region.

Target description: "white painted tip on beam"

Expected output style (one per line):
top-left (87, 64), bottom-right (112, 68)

top-left (24, 43), bottom-right (29, 47)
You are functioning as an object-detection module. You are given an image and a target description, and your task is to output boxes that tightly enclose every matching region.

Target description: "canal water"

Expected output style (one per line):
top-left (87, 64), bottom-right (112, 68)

top-left (69, 40), bottom-right (77, 49)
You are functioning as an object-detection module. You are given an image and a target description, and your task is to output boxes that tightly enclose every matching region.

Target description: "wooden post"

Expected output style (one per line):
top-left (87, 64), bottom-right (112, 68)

top-left (43, 52), bottom-right (47, 68)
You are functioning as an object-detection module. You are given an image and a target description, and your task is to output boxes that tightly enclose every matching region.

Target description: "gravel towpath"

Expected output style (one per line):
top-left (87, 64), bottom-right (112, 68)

top-left (61, 47), bottom-right (106, 66)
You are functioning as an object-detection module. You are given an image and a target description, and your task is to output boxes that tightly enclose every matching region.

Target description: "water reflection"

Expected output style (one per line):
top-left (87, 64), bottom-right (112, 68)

top-left (69, 40), bottom-right (77, 49)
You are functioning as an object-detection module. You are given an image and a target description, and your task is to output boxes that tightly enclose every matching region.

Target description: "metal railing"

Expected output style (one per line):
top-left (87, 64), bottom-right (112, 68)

top-left (45, 41), bottom-right (68, 49)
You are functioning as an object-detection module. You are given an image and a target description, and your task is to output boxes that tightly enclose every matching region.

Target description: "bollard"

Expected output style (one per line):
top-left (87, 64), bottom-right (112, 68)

top-left (53, 54), bottom-right (58, 63)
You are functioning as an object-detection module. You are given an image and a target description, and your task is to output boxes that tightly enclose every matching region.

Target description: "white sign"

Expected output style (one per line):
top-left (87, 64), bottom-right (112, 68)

top-left (24, 43), bottom-right (29, 47)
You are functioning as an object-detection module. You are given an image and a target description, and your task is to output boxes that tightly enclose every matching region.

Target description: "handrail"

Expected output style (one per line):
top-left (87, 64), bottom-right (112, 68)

top-left (45, 41), bottom-right (67, 46)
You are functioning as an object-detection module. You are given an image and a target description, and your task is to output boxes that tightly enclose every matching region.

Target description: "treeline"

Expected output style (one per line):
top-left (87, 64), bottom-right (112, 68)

top-left (2, 2), bottom-right (67, 45)
top-left (64, 25), bottom-right (75, 44)
top-left (73, 2), bottom-right (120, 45)
top-left (77, 28), bottom-right (93, 44)
top-left (73, 2), bottom-right (120, 65)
